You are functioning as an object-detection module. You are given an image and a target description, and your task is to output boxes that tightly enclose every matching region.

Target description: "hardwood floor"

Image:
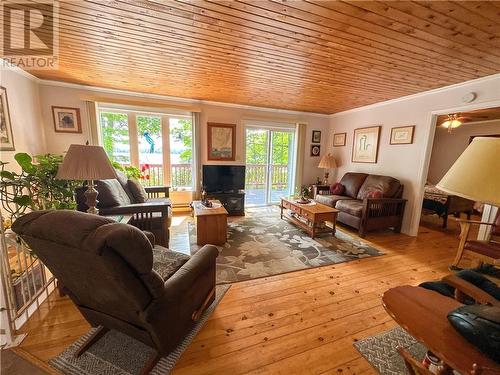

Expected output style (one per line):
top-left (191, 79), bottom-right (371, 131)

top-left (14, 212), bottom-right (471, 374)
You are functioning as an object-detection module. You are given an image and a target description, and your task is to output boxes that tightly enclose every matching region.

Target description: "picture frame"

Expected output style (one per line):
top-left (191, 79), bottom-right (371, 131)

top-left (0, 86), bottom-right (15, 151)
top-left (390, 125), bottom-right (415, 145)
top-left (333, 132), bottom-right (346, 147)
top-left (310, 144), bottom-right (321, 157)
top-left (312, 130), bottom-right (321, 143)
top-left (52, 106), bottom-right (82, 133)
top-left (207, 122), bottom-right (236, 161)
top-left (352, 126), bottom-right (381, 163)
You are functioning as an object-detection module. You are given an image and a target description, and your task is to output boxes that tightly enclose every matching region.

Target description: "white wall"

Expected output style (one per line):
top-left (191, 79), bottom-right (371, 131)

top-left (427, 120), bottom-right (500, 184)
top-left (37, 83), bottom-right (331, 186)
top-left (328, 74), bottom-right (500, 236)
top-left (0, 68), bottom-right (46, 170)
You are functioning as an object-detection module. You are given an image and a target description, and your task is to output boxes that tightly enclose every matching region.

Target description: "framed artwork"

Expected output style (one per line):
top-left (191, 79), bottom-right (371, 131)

top-left (352, 126), bottom-right (381, 163)
top-left (207, 122), bottom-right (236, 161)
top-left (333, 132), bottom-right (346, 146)
top-left (310, 144), bottom-right (321, 157)
top-left (390, 125), bottom-right (415, 145)
top-left (52, 106), bottom-right (82, 133)
top-left (0, 86), bottom-right (14, 151)
top-left (312, 130), bottom-right (321, 143)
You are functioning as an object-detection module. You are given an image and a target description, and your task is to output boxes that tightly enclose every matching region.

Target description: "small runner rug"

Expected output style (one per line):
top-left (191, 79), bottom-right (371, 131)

top-left (49, 284), bottom-right (230, 375)
top-left (354, 326), bottom-right (427, 375)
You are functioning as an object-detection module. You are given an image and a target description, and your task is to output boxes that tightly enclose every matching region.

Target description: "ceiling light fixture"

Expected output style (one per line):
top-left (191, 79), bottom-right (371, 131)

top-left (441, 114), bottom-right (462, 133)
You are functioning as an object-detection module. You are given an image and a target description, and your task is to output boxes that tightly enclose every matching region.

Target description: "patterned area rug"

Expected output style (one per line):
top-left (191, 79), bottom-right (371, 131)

top-left (49, 284), bottom-right (230, 375)
top-left (354, 327), bottom-right (427, 375)
top-left (189, 207), bottom-right (384, 283)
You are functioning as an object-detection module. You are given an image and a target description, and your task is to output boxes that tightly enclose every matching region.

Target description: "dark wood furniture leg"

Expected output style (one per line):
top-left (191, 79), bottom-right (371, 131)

top-left (75, 326), bottom-right (109, 357)
top-left (192, 287), bottom-right (215, 322)
top-left (140, 351), bottom-right (162, 375)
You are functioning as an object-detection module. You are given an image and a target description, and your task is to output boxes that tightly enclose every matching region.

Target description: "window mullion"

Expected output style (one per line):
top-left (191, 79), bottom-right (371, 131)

top-left (162, 115), bottom-right (171, 186)
top-left (128, 112), bottom-right (139, 167)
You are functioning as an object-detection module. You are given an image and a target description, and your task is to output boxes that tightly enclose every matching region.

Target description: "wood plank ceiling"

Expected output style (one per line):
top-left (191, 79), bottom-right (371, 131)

top-left (12, 1), bottom-right (500, 114)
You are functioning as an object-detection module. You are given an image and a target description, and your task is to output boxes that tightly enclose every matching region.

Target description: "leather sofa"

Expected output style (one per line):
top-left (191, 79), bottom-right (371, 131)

top-left (12, 210), bottom-right (219, 375)
top-left (315, 172), bottom-right (407, 237)
top-left (76, 171), bottom-right (172, 247)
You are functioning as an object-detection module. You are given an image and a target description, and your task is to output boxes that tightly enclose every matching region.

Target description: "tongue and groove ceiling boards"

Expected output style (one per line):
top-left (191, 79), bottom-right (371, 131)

top-left (12, 1), bottom-right (500, 114)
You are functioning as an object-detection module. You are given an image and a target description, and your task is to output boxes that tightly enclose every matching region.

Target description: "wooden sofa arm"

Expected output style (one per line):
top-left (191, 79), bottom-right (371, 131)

top-left (99, 202), bottom-right (171, 216)
top-left (363, 198), bottom-right (407, 217)
top-left (145, 186), bottom-right (170, 198)
top-left (442, 275), bottom-right (500, 306)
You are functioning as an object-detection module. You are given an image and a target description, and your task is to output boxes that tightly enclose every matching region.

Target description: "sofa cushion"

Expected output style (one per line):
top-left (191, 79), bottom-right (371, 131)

top-left (330, 183), bottom-right (345, 195)
top-left (357, 175), bottom-right (402, 200)
top-left (116, 170), bottom-right (135, 201)
top-left (127, 178), bottom-right (148, 203)
top-left (152, 247), bottom-right (190, 280)
top-left (96, 179), bottom-right (132, 208)
top-left (365, 190), bottom-right (383, 199)
top-left (335, 199), bottom-right (364, 217)
top-left (339, 173), bottom-right (369, 198)
top-left (315, 194), bottom-right (353, 208)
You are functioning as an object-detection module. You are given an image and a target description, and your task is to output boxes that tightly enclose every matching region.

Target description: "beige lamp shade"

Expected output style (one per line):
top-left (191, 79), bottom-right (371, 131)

top-left (318, 154), bottom-right (337, 169)
top-left (56, 144), bottom-right (118, 181)
top-left (436, 137), bottom-right (500, 206)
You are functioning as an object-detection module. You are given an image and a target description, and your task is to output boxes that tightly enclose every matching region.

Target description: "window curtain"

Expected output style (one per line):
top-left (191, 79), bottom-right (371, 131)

top-left (192, 112), bottom-right (202, 199)
top-left (85, 101), bottom-right (99, 145)
top-left (293, 123), bottom-right (306, 195)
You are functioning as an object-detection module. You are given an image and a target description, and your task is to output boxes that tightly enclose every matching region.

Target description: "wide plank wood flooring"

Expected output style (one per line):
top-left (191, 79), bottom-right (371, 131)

top-left (14, 212), bottom-right (472, 374)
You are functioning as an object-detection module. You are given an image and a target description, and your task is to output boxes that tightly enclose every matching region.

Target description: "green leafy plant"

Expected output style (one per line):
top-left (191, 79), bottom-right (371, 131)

top-left (111, 161), bottom-right (141, 180)
top-left (0, 153), bottom-right (79, 220)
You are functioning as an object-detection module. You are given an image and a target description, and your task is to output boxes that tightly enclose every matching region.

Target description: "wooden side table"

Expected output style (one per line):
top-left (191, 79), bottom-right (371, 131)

top-left (192, 200), bottom-right (228, 246)
top-left (310, 184), bottom-right (330, 199)
top-left (382, 285), bottom-right (500, 374)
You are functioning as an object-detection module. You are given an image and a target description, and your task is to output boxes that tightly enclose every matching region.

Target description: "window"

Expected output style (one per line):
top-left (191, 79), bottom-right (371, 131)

top-left (98, 106), bottom-right (193, 190)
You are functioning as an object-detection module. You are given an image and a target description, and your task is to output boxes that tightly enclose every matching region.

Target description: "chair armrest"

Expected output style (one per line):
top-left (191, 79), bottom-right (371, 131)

top-left (442, 275), bottom-right (500, 306)
top-left (456, 219), bottom-right (496, 226)
top-left (162, 245), bottom-right (219, 297)
top-left (145, 186), bottom-right (170, 198)
top-left (363, 198), bottom-right (407, 217)
top-left (99, 202), bottom-right (171, 215)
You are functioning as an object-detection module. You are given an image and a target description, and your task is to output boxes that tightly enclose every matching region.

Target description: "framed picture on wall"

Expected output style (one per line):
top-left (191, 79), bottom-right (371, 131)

top-left (390, 125), bottom-right (415, 145)
top-left (0, 86), bottom-right (15, 151)
top-left (352, 126), bottom-right (381, 163)
top-left (333, 132), bottom-right (346, 146)
top-left (310, 144), bottom-right (321, 157)
top-left (52, 106), bottom-right (82, 133)
top-left (312, 130), bottom-right (321, 143)
top-left (207, 122), bottom-right (236, 161)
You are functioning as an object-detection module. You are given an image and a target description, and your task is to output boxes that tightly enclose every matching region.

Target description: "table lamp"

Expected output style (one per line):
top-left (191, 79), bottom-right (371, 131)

top-left (56, 144), bottom-right (118, 214)
top-left (318, 153), bottom-right (337, 185)
top-left (436, 137), bottom-right (500, 207)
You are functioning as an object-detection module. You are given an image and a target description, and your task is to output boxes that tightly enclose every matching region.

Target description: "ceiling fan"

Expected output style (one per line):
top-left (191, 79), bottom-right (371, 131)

top-left (440, 113), bottom-right (490, 133)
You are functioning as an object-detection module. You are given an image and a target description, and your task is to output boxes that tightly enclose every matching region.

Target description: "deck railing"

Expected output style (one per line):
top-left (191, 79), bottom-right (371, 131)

top-left (140, 163), bottom-right (192, 188)
top-left (245, 164), bottom-right (289, 190)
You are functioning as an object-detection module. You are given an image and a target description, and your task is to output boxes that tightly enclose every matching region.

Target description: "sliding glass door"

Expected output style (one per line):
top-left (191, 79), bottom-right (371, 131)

top-left (245, 126), bottom-right (295, 206)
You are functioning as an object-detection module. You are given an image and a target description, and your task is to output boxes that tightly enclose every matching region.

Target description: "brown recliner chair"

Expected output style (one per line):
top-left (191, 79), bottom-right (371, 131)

top-left (12, 210), bottom-right (219, 374)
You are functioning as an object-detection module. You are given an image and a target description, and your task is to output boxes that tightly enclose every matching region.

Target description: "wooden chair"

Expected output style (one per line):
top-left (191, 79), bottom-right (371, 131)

top-left (397, 347), bottom-right (434, 375)
top-left (451, 210), bottom-right (500, 269)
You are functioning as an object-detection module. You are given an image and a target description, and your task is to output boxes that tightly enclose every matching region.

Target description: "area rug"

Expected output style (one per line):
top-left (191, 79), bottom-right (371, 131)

top-left (189, 207), bottom-right (384, 283)
top-left (354, 327), bottom-right (427, 375)
top-left (49, 284), bottom-right (230, 375)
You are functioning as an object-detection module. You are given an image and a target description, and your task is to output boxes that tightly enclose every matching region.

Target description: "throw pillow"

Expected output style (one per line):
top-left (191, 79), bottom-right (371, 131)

top-left (96, 179), bottom-right (132, 208)
top-left (127, 178), bottom-right (149, 203)
top-left (365, 190), bottom-right (383, 199)
top-left (330, 183), bottom-right (345, 195)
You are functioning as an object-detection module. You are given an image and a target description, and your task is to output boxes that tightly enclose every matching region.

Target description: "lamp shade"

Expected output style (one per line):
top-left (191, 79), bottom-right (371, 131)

top-left (436, 137), bottom-right (500, 206)
top-left (318, 154), bottom-right (337, 169)
top-left (56, 144), bottom-right (118, 181)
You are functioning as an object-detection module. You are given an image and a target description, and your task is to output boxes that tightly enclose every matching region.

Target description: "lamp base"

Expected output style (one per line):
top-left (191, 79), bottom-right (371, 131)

top-left (84, 182), bottom-right (99, 215)
top-left (323, 172), bottom-right (330, 185)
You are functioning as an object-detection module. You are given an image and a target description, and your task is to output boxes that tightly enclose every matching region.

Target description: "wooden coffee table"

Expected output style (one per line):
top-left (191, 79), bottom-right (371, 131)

top-left (280, 197), bottom-right (339, 238)
top-left (192, 200), bottom-right (228, 246)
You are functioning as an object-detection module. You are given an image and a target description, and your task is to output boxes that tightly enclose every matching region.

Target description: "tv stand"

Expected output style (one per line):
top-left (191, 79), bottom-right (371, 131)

top-left (206, 191), bottom-right (245, 216)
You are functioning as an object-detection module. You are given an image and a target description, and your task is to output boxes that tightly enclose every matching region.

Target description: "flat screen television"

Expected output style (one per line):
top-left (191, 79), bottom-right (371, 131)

top-left (202, 165), bottom-right (246, 193)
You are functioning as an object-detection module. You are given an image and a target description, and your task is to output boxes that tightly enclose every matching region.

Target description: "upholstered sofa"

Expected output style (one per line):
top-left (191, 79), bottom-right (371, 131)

top-left (315, 172), bottom-right (407, 237)
top-left (76, 171), bottom-right (172, 247)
